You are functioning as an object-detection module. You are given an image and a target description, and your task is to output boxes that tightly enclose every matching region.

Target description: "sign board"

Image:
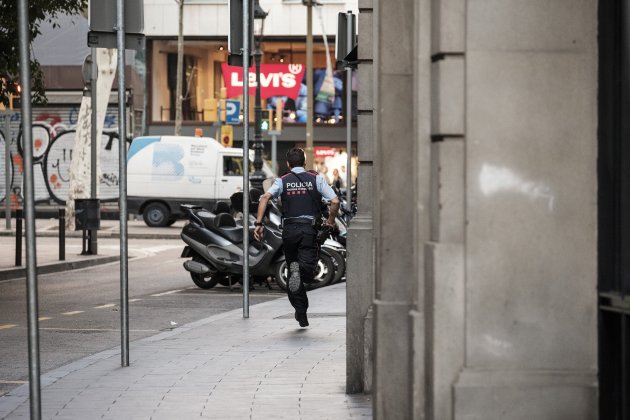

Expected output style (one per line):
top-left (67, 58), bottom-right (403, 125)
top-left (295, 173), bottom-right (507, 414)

top-left (314, 147), bottom-right (337, 158)
top-left (221, 63), bottom-right (305, 99)
top-left (225, 100), bottom-right (241, 125)
top-left (87, 32), bottom-right (145, 50)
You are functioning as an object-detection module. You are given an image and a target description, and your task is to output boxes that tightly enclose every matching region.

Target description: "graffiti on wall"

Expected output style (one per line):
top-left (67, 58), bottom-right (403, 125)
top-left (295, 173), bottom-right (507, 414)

top-left (0, 106), bottom-right (128, 206)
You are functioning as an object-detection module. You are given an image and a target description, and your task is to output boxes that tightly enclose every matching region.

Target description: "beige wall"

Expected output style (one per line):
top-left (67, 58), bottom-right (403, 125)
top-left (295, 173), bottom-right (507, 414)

top-left (357, 0), bottom-right (599, 418)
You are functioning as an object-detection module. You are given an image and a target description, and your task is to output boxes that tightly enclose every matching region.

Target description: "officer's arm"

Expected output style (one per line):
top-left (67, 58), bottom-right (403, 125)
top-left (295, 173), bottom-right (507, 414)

top-left (256, 192), bottom-right (272, 224)
top-left (327, 196), bottom-right (340, 226)
top-left (317, 175), bottom-right (340, 226)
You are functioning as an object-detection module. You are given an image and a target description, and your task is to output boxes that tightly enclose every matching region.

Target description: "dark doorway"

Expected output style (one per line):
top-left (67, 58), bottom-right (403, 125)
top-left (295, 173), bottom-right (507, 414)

top-left (598, 0), bottom-right (630, 418)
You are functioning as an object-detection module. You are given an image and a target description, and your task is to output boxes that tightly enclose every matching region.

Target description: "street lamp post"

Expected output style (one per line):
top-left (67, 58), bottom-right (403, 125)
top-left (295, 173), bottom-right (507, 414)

top-left (251, 1), bottom-right (268, 191)
top-left (304, 0), bottom-right (314, 169)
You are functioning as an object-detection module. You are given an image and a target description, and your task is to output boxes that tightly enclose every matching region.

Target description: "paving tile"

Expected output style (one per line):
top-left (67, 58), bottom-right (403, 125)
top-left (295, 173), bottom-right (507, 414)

top-left (0, 285), bottom-right (372, 420)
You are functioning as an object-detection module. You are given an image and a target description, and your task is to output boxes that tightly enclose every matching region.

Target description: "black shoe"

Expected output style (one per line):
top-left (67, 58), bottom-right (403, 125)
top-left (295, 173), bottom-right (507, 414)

top-left (295, 312), bottom-right (309, 327)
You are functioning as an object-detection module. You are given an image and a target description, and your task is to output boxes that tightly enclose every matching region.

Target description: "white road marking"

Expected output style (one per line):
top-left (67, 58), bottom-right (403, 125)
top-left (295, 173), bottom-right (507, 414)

top-left (94, 303), bottom-right (116, 309)
top-left (38, 327), bottom-right (158, 332)
top-left (98, 244), bottom-right (182, 258)
top-left (61, 311), bottom-right (84, 316)
top-left (38, 317), bottom-right (52, 321)
top-left (0, 324), bottom-right (17, 330)
top-left (129, 298), bottom-right (143, 302)
top-left (0, 380), bottom-right (28, 384)
top-left (150, 289), bottom-right (183, 297)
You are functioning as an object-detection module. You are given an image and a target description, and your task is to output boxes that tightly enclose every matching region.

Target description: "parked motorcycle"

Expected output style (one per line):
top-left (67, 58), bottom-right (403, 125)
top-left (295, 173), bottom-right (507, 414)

top-left (180, 200), bottom-right (336, 291)
top-left (322, 237), bottom-right (346, 284)
top-left (253, 194), bottom-right (345, 288)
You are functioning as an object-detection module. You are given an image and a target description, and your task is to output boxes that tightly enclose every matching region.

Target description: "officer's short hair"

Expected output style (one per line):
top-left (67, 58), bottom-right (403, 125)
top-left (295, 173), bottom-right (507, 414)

top-left (286, 148), bottom-right (306, 168)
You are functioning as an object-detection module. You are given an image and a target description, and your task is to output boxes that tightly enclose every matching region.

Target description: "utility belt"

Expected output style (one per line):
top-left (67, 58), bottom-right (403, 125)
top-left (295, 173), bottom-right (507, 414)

top-left (282, 216), bottom-right (330, 245)
top-left (282, 217), bottom-right (314, 227)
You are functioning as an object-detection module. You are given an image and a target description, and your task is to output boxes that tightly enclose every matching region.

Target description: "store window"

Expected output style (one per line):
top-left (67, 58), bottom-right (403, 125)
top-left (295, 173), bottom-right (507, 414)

top-left (149, 39), bottom-right (357, 126)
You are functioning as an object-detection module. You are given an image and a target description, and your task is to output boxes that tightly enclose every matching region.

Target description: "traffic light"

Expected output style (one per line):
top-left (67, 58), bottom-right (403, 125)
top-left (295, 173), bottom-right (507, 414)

top-left (336, 12), bottom-right (357, 70)
top-left (260, 109), bottom-right (272, 131)
top-left (9, 84), bottom-right (21, 111)
top-left (275, 99), bottom-right (284, 132)
top-left (228, 0), bottom-right (253, 66)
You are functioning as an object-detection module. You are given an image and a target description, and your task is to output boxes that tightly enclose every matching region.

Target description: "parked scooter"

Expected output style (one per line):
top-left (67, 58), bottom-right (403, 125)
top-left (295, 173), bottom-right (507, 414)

top-left (180, 194), bottom-right (336, 290)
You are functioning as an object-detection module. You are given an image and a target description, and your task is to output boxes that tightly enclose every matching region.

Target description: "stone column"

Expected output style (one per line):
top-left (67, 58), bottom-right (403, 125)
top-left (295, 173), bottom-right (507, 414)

top-left (346, 0), bottom-right (376, 395)
top-left (453, 1), bottom-right (598, 418)
top-left (424, 0), bottom-right (466, 418)
top-left (371, 0), bottom-right (432, 417)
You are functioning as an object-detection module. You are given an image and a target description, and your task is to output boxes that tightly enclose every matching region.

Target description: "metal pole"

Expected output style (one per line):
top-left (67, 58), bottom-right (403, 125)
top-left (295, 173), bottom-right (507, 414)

top-left (15, 209), bottom-right (22, 266)
top-left (251, 35), bottom-right (264, 190)
top-left (271, 132), bottom-right (277, 175)
top-left (4, 110), bottom-right (11, 229)
top-left (90, 48), bottom-right (98, 255)
top-left (174, 0), bottom-right (184, 136)
top-left (242, 0), bottom-right (251, 318)
top-left (116, 0), bottom-right (130, 367)
top-left (59, 209), bottom-right (65, 261)
top-left (345, 11), bottom-right (353, 211)
top-left (217, 98), bottom-right (222, 141)
top-left (18, 0), bottom-right (41, 417)
top-left (305, 0), bottom-right (314, 168)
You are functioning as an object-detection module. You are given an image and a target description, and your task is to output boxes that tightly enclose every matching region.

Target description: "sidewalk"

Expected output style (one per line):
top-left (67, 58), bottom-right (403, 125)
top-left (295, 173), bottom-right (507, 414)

top-left (0, 218), bottom-right (183, 281)
top-left (0, 283), bottom-right (372, 419)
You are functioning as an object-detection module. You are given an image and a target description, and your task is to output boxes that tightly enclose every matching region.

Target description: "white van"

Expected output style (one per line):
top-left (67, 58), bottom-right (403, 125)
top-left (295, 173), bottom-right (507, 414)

top-left (127, 135), bottom-right (272, 227)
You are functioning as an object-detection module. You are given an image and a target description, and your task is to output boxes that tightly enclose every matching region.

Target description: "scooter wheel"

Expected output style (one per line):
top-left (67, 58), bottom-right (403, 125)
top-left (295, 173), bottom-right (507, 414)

top-left (306, 253), bottom-right (335, 290)
top-left (191, 271), bottom-right (221, 289)
top-left (273, 253), bottom-right (336, 292)
top-left (323, 248), bottom-right (346, 284)
top-left (273, 261), bottom-right (288, 291)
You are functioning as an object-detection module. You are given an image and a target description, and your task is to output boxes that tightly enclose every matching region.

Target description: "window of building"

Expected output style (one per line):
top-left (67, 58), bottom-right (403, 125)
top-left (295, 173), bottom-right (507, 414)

top-left (149, 39), bottom-right (357, 126)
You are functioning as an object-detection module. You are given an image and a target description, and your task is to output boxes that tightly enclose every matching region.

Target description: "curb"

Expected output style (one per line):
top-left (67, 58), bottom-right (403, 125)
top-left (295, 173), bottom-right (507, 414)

top-left (0, 231), bottom-right (181, 240)
top-left (0, 255), bottom-right (121, 282)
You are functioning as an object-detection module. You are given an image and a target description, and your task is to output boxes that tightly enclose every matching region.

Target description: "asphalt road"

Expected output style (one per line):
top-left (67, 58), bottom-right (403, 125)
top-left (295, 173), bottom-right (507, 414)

top-left (0, 238), bottom-right (286, 396)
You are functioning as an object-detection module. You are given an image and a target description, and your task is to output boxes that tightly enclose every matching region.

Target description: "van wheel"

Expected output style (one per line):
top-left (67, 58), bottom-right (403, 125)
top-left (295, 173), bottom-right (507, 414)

top-left (143, 202), bottom-right (170, 227)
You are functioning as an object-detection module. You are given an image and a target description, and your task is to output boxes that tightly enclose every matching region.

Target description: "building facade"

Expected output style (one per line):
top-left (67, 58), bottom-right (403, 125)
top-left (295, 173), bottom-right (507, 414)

top-left (0, 1), bottom-right (360, 209)
top-left (347, 0), bottom-right (610, 418)
top-left (144, 0), bottom-right (359, 171)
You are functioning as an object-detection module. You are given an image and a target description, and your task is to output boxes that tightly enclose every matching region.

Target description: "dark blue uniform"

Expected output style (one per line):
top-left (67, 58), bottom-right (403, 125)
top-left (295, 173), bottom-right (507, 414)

top-left (268, 167), bottom-right (336, 318)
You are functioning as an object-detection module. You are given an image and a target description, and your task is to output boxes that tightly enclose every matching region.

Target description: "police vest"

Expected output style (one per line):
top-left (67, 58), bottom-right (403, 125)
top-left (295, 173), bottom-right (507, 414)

top-left (281, 171), bottom-right (322, 218)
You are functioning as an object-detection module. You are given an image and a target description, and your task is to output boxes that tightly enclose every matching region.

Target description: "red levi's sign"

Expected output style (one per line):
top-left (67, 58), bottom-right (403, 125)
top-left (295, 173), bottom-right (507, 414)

top-left (314, 147), bottom-right (337, 158)
top-left (221, 63), bottom-right (305, 99)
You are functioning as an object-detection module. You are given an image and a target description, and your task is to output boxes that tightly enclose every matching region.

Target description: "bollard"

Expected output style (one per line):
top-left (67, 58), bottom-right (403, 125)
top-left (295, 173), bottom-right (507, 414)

top-left (15, 209), bottom-right (22, 266)
top-left (58, 208), bottom-right (65, 261)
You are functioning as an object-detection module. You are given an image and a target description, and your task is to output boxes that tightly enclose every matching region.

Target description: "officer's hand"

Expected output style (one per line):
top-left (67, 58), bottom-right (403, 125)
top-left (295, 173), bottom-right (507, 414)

top-left (254, 225), bottom-right (264, 241)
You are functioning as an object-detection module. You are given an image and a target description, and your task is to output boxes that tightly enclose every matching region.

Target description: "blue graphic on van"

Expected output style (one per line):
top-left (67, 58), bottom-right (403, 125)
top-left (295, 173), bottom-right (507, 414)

top-left (127, 136), bottom-right (160, 162)
top-left (152, 143), bottom-right (185, 181)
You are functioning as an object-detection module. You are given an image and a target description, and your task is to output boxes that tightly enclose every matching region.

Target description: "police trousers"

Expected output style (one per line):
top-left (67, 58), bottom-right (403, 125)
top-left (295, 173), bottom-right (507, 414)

top-left (282, 222), bottom-right (319, 314)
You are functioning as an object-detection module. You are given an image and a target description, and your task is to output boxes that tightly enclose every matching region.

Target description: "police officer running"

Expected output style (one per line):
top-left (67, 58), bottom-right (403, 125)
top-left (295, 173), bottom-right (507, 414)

top-left (254, 148), bottom-right (340, 327)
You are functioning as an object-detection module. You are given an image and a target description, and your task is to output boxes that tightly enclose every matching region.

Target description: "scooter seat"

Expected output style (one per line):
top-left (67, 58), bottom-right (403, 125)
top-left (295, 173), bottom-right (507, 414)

top-left (195, 210), bottom-right (216, 230)
top-left (213, 213), bottom-right (243, 243)
top-left (216, 226), bottom-right (244, 244)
